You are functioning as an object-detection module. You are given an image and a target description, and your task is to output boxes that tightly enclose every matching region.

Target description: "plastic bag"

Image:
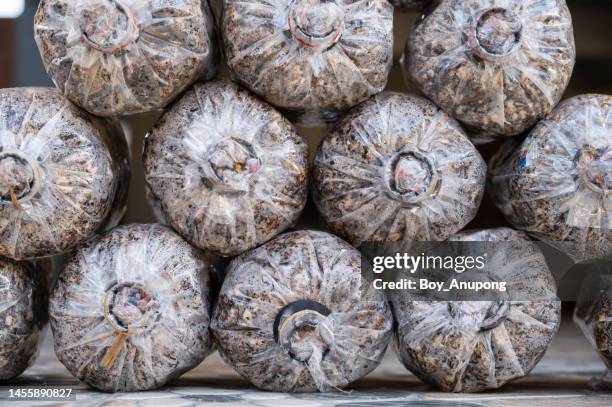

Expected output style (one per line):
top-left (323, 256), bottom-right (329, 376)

top-left (0, 258), bottom-right (47, 380)
top-left (143, 81), bottom-right (308, 257)
top-left (488, 94), bottom-right (612, 263)
top-left (574, 269), bottom-right (612, 390)
top-left (390, 0), bottom-right (432, 10)
top-left (211, 230), bottom-right (393, 392)
top-left (312, 92), bottom-right (486, 246)
top-left (0, 87), bottom-right (129, 261)
top-left (35, 0), bottom-right (218, 117)
top-left (50, 223), bottom-right (214, 392)
top-left (393, 228), bottom-right (561, 392)
top-left (402, 0), bottom-right (575, 137)
top-left (221, 0), bottom-right (394, 127)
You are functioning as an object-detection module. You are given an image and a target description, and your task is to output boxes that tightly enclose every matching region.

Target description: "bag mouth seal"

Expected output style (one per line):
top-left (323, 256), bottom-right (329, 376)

top-left (103, 282), bottom-right (161, 333)
top-left (273, 299), bottom-right (333, 362)
top-left (447, 297), bottom-right (510, 332)
top-left (464, 7), bottom-right (523, 63)
top-left (288, 0), bottom-right (344, 50)
top-left (575, 147), bottom-right (611, 196)
top-left (383, 146), bottom-right (440, 205)
top-left (0, 149), bottom-right (42, 207)
top-left (79, 0), bottom-right (140, 54)
top-left (199, 137), bottom-right (263, 195)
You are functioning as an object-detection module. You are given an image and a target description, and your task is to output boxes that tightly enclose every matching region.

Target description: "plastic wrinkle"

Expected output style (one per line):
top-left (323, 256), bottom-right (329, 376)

top-left (34, 0), bottom-right (218, 117)
top-left (312, 92), bottom-right (486, 246)
top-left (0, 87), bottom-right (129, 261)
top-left (211, 230), bottom-right (393, 392)
top-left (0, 259), bottom-right (46, 381)
top-left (488, 94), bottom-right (612, 262)
top-left (50, 223), bottom-right (214, 392)
top-left (403, 0), bottom-right (575, 137)
top-left (393, 228), bottom-right (561, 392)
top-left (222, 0), bottom-right (394, 127)
top-left (143, 81), bottom-right (309, 257)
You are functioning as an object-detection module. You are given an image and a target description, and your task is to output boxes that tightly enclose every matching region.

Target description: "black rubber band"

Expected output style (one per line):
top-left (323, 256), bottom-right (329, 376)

top-left (273, 299), bottom-right (331, 344)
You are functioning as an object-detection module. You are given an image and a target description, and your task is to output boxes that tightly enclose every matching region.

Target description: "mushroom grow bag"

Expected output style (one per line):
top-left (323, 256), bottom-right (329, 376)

top-left (211, 230), bottom-right (393, 392)
top-left (35, 0), bottom-right (218, 117)
top-left (0, 258), bottom-right (47, 380)
top-left (221, 0), bottom-right (394, 127)
top-left (393, 229), bottom-right (561, 392)
top-left (488, 94), bottom-right (612, 263)
top-left (403, 0), bottom-right (575, 137)
top-left (50, 223), bottom-right (214, 392)
top-left (0, 87), bottom-right (129, 261)
top-left (144, 81), bottom-right (308, 257)
top-left (312, 92), bottom-right (486, 246)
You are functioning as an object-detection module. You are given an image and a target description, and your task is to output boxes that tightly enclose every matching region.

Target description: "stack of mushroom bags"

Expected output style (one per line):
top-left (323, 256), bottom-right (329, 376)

top-left (0, 0), bottom-right (607, 394)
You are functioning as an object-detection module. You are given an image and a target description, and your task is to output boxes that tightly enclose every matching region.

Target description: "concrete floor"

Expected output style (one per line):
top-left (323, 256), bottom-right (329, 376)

top-left (3, 320), bottom-right (611, 406)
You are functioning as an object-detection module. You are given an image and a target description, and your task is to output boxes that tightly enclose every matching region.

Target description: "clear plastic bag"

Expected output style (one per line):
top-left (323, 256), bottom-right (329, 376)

top-left (488, 94), bottom-right (612, 263)
top-left (393, 228), bottom-right (561, 392)
top-left (402, 0), bottom-right (575, 137)
top-left (143, 81), bottom-right (308, 257)
top-left (0, 258), bottom-right (47, 380)
top-left (211, 230), bottom-right (393, 392)
top-left (35, 0), bottom-right (218, 117)
top-left (312, 92), bottom-right (486, 246)
top-left (0, 87), bottom-right (129, 261)
top-left (574, 269), bottom-right (612, 390)
top-left (221, 0), bottom-right (394, 127)
top-left (50, 223), bottom-right (214, 392)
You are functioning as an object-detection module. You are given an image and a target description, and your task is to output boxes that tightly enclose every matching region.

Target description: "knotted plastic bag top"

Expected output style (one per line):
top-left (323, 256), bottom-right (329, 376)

top-left (313, 92), bottom-right (486, 246)
top-left (211, 230), bottom-right (393, 392)
top-left (35, 0), bottom-right (218, 117)
top-left (50, 223), bottom-right (214, 392)
top-left (0, 87), bottom-right (129, 261)
top-left (403, 0), bottom-right (575, 137)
